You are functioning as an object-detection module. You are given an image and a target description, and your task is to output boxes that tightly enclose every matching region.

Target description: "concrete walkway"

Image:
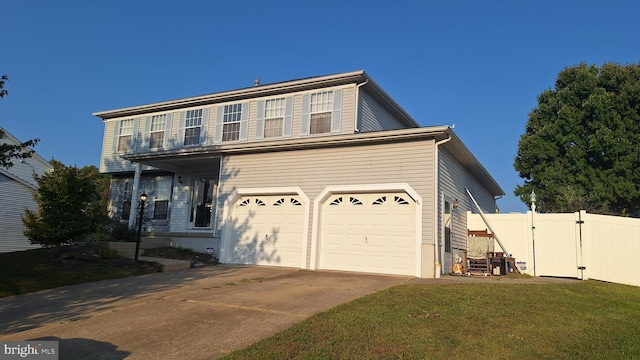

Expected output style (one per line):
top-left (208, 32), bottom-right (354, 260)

top-left (0, 265), bottom-right (411, 359)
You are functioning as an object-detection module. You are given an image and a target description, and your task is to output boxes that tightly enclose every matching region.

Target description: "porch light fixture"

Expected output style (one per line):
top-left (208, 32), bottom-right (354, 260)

top-left (452, 199), bottom-right (459, 210)
top-left (177, 175), bottom-right (183, 184)
top-left (134, 193), bottom-right (147, 261)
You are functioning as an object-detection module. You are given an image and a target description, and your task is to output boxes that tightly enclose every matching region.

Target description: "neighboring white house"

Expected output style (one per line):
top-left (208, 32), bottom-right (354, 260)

top-left (0, 127), bottom-right (52, 253)
top-left (94, 70), bottom-right (504, 278)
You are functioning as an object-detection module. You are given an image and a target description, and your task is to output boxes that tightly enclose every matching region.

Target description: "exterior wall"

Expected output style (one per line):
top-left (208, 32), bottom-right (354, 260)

top-left (100, 84), bottom-right (358, 174)
top-left (438, 147), bottom-right (497, 272)
top-left (219, 139), bottom-right (436, 269)
top-left (0, 130), bottom-right (52, 253)
top-left (358, 89), bottom-right (406, 132)
top-left (0, 175), bottom-right (40, 253)
top-left (170, 174), bottom-right (193, 233)
top-left (109, 174), bottom-right (174, 233)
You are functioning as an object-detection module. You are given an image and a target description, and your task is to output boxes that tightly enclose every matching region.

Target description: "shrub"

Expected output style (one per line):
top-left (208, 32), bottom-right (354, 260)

top-left (109, 221), bottom-right (137, 242)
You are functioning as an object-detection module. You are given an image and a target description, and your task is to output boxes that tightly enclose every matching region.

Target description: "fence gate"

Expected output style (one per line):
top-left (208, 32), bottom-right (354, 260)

top-left (533, 213), bottom-right (580, 278)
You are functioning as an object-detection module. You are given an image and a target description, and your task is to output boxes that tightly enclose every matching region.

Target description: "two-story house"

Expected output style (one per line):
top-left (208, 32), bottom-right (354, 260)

top-left (94, 70), bottom-right (504, 278)
top-left (0, 127), bottom-right (52, 253)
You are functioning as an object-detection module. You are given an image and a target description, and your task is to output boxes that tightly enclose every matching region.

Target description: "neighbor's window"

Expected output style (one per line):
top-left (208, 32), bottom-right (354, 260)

top-left (117, 119), bottom-right (134, 152)
top-left (222, 104), bottom-right (242, 141)
top-left (264, 98), bottom-right (284, 138)
top-left (153, 200), bottom-right (169, 220)
top-left (184, 109), bottom-right (203, 145)
top-left (310, 91), bottom-right (333, 134)
top-left (149, 114), bottom-right (166, 149)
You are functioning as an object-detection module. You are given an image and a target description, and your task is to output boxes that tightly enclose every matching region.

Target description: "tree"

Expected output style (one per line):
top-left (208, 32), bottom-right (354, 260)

top-left (514, 62), bottom-right (640, 215)
top-left (23, 160), bottom-right (111, 246)
top-left (0, 74), bottom-right (40, 168)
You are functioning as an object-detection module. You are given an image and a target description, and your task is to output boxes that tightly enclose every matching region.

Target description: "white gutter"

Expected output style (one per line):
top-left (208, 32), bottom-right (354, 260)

top-left (433, 135), bottom-right (452, 278)
top-left (353, 80), bottom-right (368, 132)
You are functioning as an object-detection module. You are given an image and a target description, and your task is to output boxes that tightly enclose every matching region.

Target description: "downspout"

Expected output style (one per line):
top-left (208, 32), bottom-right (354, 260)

top-left (353, 80), bottom-right (368, 133)
top-left (434, 135), bottom-right (452, 278)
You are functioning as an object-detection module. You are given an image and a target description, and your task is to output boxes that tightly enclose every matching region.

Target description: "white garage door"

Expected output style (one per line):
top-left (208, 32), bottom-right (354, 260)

top-left (228, 195), bottom-right (305, 267)
top-left (319, 192), bottom-right (416, 276)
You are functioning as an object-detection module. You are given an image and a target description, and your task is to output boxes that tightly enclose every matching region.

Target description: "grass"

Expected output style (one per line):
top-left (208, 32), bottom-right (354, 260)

top-left (223, 281), bottom-right (640, 359)
top-left (3, 247), bottom-right (639, 358)
top-left (0, 245), bottom-right (161, 298)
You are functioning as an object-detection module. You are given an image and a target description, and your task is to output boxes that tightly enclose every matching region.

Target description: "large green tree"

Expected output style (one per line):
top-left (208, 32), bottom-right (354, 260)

top-left (0, 74), bottom-right (40, 168)
top-left (514, 62), bottom-right (640, 215)
top-left (23, 160), bottom-right (111, 246)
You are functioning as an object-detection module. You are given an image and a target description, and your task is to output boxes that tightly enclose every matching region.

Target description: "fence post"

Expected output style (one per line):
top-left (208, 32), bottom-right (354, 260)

top-left (577, 210), bottom-right (588, 280)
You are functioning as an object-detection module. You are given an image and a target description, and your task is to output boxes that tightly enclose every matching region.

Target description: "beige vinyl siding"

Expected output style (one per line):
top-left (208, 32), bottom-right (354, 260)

top-left (0, 175), bottom-right (40, 253)
top-left (100, 119), bottom-right (138, 173)
top-left (438, 147), bottom-right (497, 270)
top-left (358, 89), bottom-right (406, 132)
top-left (219, 139), bottom-right (436, 267)
top-left (0, 132), bottom-right (51, 253)
top-left (101, 116), bottom-right (177, 173)
top-left (241, 85), bottom-right (356, 142)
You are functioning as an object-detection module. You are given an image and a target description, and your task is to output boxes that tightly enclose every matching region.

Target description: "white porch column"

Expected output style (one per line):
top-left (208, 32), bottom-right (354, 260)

top-left (128, 163), bottom-right (142, 228)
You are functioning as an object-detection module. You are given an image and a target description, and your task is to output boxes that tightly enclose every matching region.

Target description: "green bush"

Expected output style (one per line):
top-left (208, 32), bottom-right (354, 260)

top-left (84, 232), bottom-right (113, 243)
top-left (109, 221), bottom-right (137, 242)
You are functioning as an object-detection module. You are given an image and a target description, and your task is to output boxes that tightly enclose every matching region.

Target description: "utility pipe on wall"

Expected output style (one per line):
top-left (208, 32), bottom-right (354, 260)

top-left (433, 135), bottom-right (452, 278)
top-left (353, 80), bottom-right (368, 133)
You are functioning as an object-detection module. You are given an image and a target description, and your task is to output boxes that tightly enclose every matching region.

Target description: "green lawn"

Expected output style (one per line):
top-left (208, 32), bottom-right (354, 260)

top-left (3, 248), bottom-right (639, 358)
top-left (223, 281), bottom-right (640, 359)
top-left (0, 245), bottom-right (160, 297)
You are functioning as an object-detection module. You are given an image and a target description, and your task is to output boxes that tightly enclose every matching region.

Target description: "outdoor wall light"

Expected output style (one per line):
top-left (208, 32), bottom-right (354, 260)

top-left (452, 199), bottom-right (459, 210)
top-left (177, 175), bottom-right (183, 184)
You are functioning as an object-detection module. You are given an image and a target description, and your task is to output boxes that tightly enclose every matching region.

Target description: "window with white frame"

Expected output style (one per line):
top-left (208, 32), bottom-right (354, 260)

top-left (310, 91), bottom-right (333, 134)
top-left (264, 98), bottom-right (284, 138)
top-left (222, 104), bottom-right (242, 142)
top-left (184, 109), bottom-right (203, 145)
top-left (149, 114), bottom-right (166, 149)
top-left (117, 119), bottom-right (134, 152)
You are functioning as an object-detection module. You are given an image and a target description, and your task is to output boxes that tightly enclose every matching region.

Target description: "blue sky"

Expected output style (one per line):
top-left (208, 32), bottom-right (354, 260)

top-left (2, 1), bottom-right (639, 213)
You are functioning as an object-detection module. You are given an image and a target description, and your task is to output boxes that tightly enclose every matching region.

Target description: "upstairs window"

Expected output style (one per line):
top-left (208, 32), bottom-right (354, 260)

top-left (310, 91), bottom-right (333, 134)
top-left (264, 98), bottom-right (284, 138)
top-left (117, 119), bottom-right (134, 152)
top-left (301, 89), bottom-right (341, 136)
top-left (223, 104), bottom-right (242, 142)
top-left (149, 114), bottom-right (166, 149)
top-left (184, 109), bottom-right (203, 145)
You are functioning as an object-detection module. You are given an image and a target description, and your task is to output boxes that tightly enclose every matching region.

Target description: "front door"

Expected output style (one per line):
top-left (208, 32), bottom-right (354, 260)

top-left (191, 178), bottom-right (216, 228)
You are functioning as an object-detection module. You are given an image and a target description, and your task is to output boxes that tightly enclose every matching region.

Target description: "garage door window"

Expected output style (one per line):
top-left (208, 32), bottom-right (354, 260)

top-left (395, 196), bottom-right (410, 205)
top-left (373, 196), bottom-right (386, 205)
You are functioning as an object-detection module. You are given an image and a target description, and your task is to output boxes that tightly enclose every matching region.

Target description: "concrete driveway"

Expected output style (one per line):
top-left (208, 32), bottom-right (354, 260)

top-left (0, 265), bottom-right (410, 359)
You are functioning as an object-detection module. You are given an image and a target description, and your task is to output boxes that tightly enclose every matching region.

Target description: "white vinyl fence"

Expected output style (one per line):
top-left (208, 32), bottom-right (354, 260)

top-left (468, 210), bottom-right (640, 287)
